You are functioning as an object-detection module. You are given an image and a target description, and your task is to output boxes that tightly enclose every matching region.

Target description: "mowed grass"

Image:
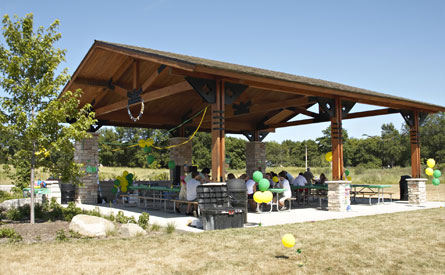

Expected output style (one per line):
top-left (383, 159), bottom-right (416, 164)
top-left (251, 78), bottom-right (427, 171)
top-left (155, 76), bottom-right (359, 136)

top-left (0, 208), bottom-right (444, 275)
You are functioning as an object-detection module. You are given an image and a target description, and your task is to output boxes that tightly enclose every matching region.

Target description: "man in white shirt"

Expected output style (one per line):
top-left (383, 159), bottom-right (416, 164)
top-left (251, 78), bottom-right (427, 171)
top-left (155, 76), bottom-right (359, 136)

top-left (292, 172), bottom-right (307, 186)
top-left (278, 171), bottom-right (292, 210)
top-left (186, 171), bottom-right (201, 216)
top-left (245, 175), bottom-right (257, 211)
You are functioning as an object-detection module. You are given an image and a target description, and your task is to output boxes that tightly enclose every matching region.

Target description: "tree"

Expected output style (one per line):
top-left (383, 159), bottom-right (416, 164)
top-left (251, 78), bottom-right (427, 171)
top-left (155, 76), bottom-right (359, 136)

top-left (0, 14), bottom-right (95, 223)
top-left (380, 123), bottom-right (403, 167)
top-left (420, 112), bottom-right (445, 163)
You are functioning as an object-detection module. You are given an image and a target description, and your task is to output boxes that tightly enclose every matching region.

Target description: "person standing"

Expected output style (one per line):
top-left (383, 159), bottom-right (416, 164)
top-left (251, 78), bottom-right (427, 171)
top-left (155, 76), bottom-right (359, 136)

top-left (303, 168), bottom-right (314, 185)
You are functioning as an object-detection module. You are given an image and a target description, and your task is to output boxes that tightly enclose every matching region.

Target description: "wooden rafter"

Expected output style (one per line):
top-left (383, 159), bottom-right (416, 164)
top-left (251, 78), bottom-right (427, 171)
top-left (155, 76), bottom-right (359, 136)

top-left (266, 108), bottom-right (400, 129)
top-left (142, 65), bottom-right (166, 92)
top-left (94, 81), bottom-right (193, 117)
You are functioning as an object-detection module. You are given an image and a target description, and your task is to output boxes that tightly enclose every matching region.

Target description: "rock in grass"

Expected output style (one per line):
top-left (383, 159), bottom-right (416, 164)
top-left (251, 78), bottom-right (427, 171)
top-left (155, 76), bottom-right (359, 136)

top-left (0, 198), bottom-right (43, 210)
top-left (69, 214), bottom-right (115, 237)
top-left (119, 223), bottom-right (147, 237)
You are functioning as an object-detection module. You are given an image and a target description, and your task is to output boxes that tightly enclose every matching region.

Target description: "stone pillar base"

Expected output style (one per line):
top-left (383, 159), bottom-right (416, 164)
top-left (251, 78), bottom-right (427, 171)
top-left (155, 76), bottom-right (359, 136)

top-left (327, 180), bottom-right (351, 211)
top-left (407, 178), bottom-right (427, 204)
top-left (245, 142), bottom-right (266, 176)
top-left (74, 133), bottom-right (99, 204)
top-left (169, 137), bottom-right (192, 180)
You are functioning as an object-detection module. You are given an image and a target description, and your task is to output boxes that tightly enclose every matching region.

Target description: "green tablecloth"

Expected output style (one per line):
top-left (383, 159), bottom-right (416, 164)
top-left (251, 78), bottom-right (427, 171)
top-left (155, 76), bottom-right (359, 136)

top-left (268, 188), bottom-right (284, 193)
top-left (128, 185), bottom-right (180, 192)
top-left (23, 188), bottom-right (50, 195)
top-left (350, 184), bottom-right (392, 188)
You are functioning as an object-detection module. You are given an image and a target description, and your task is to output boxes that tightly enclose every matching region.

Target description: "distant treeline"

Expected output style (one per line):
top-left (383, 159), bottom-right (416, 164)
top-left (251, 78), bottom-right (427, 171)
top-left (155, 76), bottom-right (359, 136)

top-left (94, 113), bottom-right (444, 170)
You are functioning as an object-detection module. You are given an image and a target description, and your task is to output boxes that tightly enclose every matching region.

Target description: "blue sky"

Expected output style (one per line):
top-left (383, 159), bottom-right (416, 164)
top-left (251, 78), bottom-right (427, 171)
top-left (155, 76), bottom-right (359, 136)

top-left (1, 0), bottom-right (444, 142)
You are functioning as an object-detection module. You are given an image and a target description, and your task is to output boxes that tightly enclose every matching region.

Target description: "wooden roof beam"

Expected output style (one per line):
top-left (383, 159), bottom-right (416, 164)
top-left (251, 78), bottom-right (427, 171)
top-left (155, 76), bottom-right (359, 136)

top-left (94, 80), bottom-right (193, 117)
top-left (141, 64), bottom-right (167, 92)
top-left (265, 108), bottom-right (400, 129)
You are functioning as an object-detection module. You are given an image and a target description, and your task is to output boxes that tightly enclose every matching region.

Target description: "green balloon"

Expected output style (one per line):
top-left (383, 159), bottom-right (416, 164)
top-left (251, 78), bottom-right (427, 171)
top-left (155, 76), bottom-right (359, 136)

top-left (114, 179), bottom-right (120, 186)
top-left (111, 187), bottom-right (118, 194)
top-left (258, 178), bottom-right (270, 191)
top-left (252, 171), bottom-right (263, 183)
top-left (168, 160), bottom-right (176, 170)
top-left (86, 166), bottom-right (92, 173)
top-left (433, 170), bottom-right (441, 178)
top-left (432, 178), bottom-right (440, 186)
top-left (144, 146), bottom-right (152, 153)
top-left (147, 155), bottom-right (155, 165)
top-left (126, 173), bottom-right (134, 181)
top-left (345, 170), bottom-right (350, 176)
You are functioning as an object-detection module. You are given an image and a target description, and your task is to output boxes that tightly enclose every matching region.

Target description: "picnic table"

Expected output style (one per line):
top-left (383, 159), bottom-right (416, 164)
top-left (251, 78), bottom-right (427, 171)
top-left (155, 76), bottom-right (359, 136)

top-left (256, 188), bottom-right (284, 213)
top-left (23, 187), bottom-right (50, 197)
top-left (291, 185), bottom-right (328, 209)
top-left (125, 185), bottom-right (180, 210)
top-left (350, 184), bottom-right (392, 205)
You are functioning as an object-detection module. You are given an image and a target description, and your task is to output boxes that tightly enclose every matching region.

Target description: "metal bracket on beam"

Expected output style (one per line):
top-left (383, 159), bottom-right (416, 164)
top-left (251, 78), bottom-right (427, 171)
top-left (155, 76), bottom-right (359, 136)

top-left (317, 97), bottom-right (336, 118)
top-left (419, 112), bottom-right (428, 126)
top-left (185, 77), bottom-right (216, 103)
top-left (224, 82), bottom-right (248, 105)
top-left (341, 100), bottom-right (356, 118)
top-left (400, 110), bottom-right (414, 127)
top-left (232, 101), bottom-right (251, 115)
top-left (127, 88), bottom-right (142, 105)
top-left (88, 120), bottom-right (103, 133)
top-left (242, 131), bottom-right (269, 142)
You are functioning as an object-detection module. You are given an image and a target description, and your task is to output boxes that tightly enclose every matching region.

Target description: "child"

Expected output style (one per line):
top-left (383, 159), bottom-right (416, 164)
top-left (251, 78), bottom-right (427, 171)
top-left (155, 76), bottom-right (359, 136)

top-left (278, 171), bottom-right (292, 210)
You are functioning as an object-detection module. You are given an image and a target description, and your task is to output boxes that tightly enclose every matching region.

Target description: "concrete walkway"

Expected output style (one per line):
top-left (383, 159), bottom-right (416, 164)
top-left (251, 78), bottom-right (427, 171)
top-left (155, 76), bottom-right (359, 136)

top-left (76, 200), bottom-right (444, 233)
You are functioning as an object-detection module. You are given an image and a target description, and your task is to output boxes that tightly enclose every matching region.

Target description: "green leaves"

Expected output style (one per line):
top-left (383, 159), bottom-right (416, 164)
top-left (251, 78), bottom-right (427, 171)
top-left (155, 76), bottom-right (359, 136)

top-left (0, 14), bottom-right (95, 188)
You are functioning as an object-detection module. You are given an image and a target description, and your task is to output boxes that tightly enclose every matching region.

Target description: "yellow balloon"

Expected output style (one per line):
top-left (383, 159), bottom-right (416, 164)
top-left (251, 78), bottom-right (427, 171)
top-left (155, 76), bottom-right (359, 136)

top-left (272, 176), bottom-right (279, 183)
top-left (325, 152), bottom-right (333, 162)
top-left (427, 159), bottom-right (436, 169)
top-left (282, 234), bottom-right (296, 248)
top-left (123, 170), bottom-right (129, 177)
top-left (346, 176), bottom-right (352, 181)
top-left (121, 186), bottom-right (127, 192)
top-left (253, 191), bottom-right (263, 203)
top-left (425, 168), bottom-right (434, 176)
top-left (263, 191), bottom-right (273, 203)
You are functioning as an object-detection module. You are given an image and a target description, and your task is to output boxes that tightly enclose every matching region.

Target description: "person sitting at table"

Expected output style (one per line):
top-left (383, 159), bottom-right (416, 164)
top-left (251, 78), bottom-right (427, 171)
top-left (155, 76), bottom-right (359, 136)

top-left (315, 173), bottom-right (328, 185)
top-left (200, 167), bottom-right (211, 183)
top-left (186, 171), bottom-right (201, 216)
top-left (239, 174), bottom-right (247, 181)
top-left (227, 173), bottom-right (236, 180)
top-left (245, 174), bottom-right (257, 211)
top-left (265, 173), bottom-right (274, 187)
top-left (292, 172), bottom-right (307, 186)
top-left (278, 171), bottom-right (292, 210)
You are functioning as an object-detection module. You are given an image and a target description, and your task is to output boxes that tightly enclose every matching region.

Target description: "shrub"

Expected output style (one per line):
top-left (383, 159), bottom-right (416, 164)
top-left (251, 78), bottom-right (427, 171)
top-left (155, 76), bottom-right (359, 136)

top-left (6, 207), bottom-right (22, 221)
top-left (151, 223), bottom-right (160, 232)
top-left (55, 229), bottom-right (68, 241)
top-left (0, 227), bottom-right (22, 242)
top-left (138, 212), bottom-right (149, 230)
top-left (63, 202), bottom-right (82, 221)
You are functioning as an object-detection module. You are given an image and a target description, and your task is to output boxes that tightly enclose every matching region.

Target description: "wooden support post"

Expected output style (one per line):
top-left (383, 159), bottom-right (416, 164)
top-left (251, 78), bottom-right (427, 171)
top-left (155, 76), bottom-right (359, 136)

top-left (331, 98), bottom-right (344, 180)
top-left (132, 59), bottom-right (139, 89)
top-left (211, 80), bottom-right (225, 182)
top-left (410, 110), bottom-right (421, 178)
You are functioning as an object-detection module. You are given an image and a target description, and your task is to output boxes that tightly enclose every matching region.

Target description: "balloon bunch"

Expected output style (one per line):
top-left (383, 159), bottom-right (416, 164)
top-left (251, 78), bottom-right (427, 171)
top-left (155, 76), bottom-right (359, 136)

top-left (345, 169), bottom-right (351, 181)
top-left (282, 234), bottom-right (306, 267)
top-left (139, 138), bottom-right (155, 165)
top-left (252, 171), bottom-right (273, 204)
top-left (112, 171), bottom-right (134, 194)
top-left (425, 158), bottom-right (441, 186)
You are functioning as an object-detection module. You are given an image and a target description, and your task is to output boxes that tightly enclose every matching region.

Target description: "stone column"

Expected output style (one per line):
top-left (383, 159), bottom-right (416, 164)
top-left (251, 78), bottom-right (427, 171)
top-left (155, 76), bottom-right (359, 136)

top-left (327, 180), bottom-right (351, 211)
top-left (245, 141), bottom-right (266, 176)
top-left (74, 133), bottom-right (99, 204)
top-left (406, 178), bottom-right (427, 204)
top-left (169, 137), bottom-right (192, 179)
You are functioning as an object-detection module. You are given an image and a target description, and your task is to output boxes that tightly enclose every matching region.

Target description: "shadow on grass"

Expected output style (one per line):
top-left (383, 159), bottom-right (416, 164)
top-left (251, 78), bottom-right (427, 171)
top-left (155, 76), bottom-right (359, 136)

top-left (275, 255), bottom-right (289, 259)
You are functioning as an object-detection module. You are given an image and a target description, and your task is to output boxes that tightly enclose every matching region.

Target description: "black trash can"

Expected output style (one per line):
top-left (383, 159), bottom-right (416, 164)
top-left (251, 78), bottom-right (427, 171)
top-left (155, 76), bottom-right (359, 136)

top-left (201, 208), bottom-right (244, 230)
top-left (196, 183), bottom-right (229, 210)
top-left (60, 183), bottom-right (76, 204)
top-left (227, 179), bottom-right (248, 223)
top-left (399, 175), bottom-right (411, 201)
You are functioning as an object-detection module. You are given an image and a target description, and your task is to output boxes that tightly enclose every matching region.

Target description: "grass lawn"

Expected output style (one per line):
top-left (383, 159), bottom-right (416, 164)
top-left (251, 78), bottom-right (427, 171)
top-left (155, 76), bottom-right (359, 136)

top-left (0, 208), bottom-right (444, 274)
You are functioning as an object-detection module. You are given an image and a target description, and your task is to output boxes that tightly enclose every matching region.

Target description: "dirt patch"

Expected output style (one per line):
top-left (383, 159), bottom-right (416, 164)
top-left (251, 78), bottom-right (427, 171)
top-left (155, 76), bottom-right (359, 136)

top-left (0, 220), bottom-right (69, 243)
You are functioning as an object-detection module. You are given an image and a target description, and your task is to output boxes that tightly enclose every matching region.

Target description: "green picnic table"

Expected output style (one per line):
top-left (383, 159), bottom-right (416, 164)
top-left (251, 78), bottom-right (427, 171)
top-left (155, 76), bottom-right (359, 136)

top-left (291, 185), bottom-right (328, 208)
top-left (23, 187), bottom-right (50, 196)
top-left (350, 184), bottom-right (392, 205)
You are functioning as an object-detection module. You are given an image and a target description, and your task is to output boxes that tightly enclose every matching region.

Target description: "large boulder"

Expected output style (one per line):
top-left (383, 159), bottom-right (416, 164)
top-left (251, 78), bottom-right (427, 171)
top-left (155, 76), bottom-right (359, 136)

top-left (119, 223), bottom-right (147, 237)
top-left (69, 214), bottom-right (115, 237)
top-left (0, 198), bottom-right (43, 210)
